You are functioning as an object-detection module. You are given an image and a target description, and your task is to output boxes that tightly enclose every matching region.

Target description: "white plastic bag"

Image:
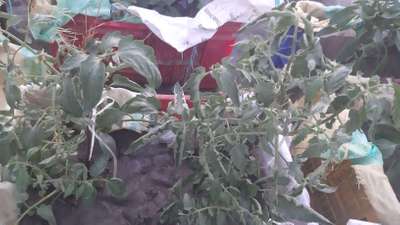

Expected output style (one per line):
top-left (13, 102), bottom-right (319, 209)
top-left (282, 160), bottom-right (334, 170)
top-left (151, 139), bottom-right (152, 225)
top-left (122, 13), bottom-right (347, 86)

top-left (126, 0), bottom-right (278, 52)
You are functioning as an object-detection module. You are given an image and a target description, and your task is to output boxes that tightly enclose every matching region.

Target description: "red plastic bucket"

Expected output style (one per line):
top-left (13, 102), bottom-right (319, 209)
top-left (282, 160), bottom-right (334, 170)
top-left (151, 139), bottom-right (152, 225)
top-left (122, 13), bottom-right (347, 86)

top-left (50, 15), bottom-right (242, 91)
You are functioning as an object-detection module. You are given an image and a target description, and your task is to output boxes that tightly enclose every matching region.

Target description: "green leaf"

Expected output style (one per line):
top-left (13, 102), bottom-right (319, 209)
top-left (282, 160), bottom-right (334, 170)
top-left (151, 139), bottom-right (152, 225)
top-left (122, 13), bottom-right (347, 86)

top-left (117, 38), bottom-right (161, 88)
top-left (21, 55), bottom-right (46, 77)
top-left (374, 124), bottom-right (400, 144)
top-left (213, 65), bottom-right (240, 107)
top-left (256, 11), bottom-right (297, 34)
top-left (328, 5), bottom-right (358, 28)
top-left (61, 53), bottom-right (88, 71)
top-left (58, 76), bottom-right (83, 117)
top-left (76, 182), bottom-right (97, 203)
top-left (336, 38), bottom-right (359, 63)
top-left (183, 193), bottom-right (194, 211)
top-left (0, 133), bottom-right (14, 165)
top-left (346, 108), bottom-right (367, 133)
top-left (277, 195), bottom-right (332, 225)
top-left (292, 127), bottom-right (312, 147)
top-left (327, 95), bottom-right (350, 114)
top-left (37, 204), bottom-right (57, 225)
top-left (5, 82), bottom-right (21, 109)
top-left (374, 139), bottom-right (397, 160)
top-left (15, 165), bottom-right (31, 192)
top-left (255, 81), bottom-right (274, 107)
top-left (79, 55), bottom-right (105, 112)
top-left (231, 144), bottom-right (248, 172)
top-left (63, 180), bottom-right (76, 198)
top-left (395, 31), bottom-right (400, 52)
top-left (173, 83), bottom-right (189, 116)
top-left (305, 78), bottom-right (323, 103)
top-left (302, 137), bottom-right (329, 158)
top-left (290, 51), bottom-right (309, 78)
top-left (21, 124), bottom-right (48, 149)
top-left (96, 107), bottom-right (126, 131)
top-left (216, 210), bottom-right (227, 225)
top-left (106, 178), bottom-right (127, 198)
top-left (324, 66), bottom-right (350, 94)
top-left (111, 74), bottom-right (144, 92)
top-left (121, 95), bottom-right (159, 114)
top-left (90, 133), bottom-right (115, 177)
top-left (184, 67), bottom-right (208, 115)
top-left (392, 84), bottom-right (400, 128)
top-left (71, 163), bottom-right (88, 181)
top-left (100, 31), bottom-right (122, 52)
top-left (89, 151), bottom-right (110, 177)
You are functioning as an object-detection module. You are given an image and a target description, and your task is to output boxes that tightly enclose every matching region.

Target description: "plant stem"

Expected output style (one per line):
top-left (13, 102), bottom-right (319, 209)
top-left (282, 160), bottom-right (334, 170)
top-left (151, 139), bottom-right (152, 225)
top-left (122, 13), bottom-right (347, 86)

top-left (14, 189), bottom-right (58, 225)
top-left (191, 206), bottom-right (231, 215)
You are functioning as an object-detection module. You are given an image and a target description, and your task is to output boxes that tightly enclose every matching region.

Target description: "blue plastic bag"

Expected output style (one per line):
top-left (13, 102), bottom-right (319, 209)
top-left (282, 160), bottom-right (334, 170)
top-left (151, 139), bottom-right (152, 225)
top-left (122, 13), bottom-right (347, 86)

top-left (338, 130), bottom-right (384, 165)
top-left (271, 26), bottom-right (303, 69)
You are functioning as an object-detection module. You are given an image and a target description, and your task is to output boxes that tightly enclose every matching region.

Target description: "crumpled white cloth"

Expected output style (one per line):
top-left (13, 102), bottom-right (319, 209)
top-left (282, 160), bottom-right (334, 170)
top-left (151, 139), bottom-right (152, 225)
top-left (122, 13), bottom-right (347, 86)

top-left (126, 0), bottom-right (277, 52)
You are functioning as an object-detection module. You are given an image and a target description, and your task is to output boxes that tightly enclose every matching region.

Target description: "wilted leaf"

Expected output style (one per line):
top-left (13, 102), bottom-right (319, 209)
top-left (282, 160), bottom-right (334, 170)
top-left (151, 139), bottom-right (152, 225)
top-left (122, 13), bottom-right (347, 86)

top-left (80, 55), bottom-right (105, 112)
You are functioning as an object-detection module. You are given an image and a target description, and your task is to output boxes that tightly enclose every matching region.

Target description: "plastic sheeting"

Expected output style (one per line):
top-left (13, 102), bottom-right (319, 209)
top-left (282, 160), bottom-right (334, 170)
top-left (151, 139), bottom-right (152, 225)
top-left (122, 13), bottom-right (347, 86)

top-left (30, 0), bottom-right (111, 42)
